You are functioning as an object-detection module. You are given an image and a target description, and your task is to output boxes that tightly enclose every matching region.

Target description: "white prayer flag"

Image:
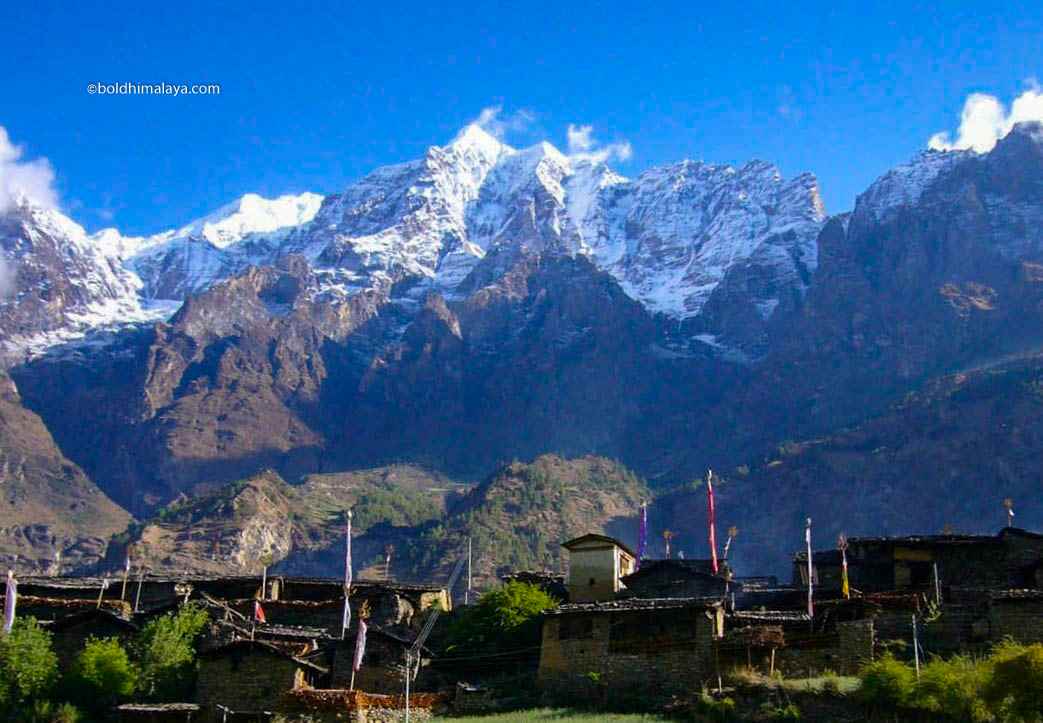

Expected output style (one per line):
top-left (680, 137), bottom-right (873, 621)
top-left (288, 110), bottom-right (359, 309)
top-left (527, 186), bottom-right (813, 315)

top-left (3, 571), bottom-right (16, 635)
top-left (342, 510), bottom-right (353, 632)
top-left (805, 518), bottom-right (814, 618)
top-left (353, 619), bottom-right (368, 672)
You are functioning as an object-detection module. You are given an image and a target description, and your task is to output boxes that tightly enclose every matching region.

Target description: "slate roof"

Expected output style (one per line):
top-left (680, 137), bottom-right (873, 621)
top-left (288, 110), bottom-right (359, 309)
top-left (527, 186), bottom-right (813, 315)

top-left (546, 596), bottom-right (721, 615)
top-left (199, 638), bottom-right (329, 674)
top-left (561, 533), bottom-right (637, 558)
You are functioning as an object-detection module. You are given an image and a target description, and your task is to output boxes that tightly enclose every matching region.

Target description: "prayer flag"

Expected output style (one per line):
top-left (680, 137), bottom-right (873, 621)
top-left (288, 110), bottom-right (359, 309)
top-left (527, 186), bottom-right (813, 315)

top-left (707, 471), bottom-right (719, 574)
top-left (254, 600), bottom-right (267, 623)
top-left (342, 510), bottom-right (353, 632)
top-left (805, 518), bottom-right (814, 618)
top-left (3, 571), bottom-right (15, 635)
top-left (353, 619), bottom-right (368, 672)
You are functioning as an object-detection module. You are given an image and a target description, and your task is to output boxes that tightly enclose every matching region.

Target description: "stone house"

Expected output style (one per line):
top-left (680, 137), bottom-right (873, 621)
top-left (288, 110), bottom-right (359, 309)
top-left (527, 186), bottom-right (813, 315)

top-left (794, 527), bottom-right (1043, 595)
top-left (724, 608), bottom-right (875, 677)
top-left (537, 598), bottom-right (723, 704)
top-left (620, 559), bottom-right (731, 599)
top-left (928, 588), bottom-right (1043, 651)
top-left (196, 639), bottom-right (328, 718)
top-left (561, 534), bottom-right (637, 603)
top-left (329, 624), bottom-right (433, 694)
top-left (47, 609), bottom-right (139, 668)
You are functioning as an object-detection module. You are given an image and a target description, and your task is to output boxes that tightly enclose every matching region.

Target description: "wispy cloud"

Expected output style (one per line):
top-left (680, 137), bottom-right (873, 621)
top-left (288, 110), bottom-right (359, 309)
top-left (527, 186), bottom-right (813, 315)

top-left (777, 85), bottom-right (803, 122)
top-left (929, 83), bottom-right (1043, 153)
top-left (473, 105), bottom-right (536, 140)
top-left (565, 123), bottom-right (633, 163)
top-left (0, 125), bottom-right (58, 212)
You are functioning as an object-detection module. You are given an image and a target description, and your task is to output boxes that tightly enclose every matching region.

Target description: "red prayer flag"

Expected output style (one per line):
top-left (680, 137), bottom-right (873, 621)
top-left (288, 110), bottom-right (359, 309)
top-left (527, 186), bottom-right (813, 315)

top-left (254, 600), bottom-right (267, 624)
top-left (707, 471), bottom-right (719, 574)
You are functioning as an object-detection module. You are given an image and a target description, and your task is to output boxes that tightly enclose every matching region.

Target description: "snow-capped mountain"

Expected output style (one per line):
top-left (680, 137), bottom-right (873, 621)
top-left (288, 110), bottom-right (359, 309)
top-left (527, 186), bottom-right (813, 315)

top-left (0, 199), bottom-right (167, 363)
top-left (104, 192), bottom-right (324, 300)
top-left (1, 122), bottom-right (829, 361)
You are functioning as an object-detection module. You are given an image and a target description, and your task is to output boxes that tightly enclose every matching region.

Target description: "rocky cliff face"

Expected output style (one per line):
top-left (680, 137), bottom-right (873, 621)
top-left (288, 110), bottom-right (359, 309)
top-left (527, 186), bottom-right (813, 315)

top-left (0, 370), bottom-right (130, 571)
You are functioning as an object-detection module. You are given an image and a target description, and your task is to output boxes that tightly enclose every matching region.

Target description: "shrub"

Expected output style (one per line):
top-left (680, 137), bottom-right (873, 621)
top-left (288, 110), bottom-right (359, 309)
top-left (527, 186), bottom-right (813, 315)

top-left (27, 700), bottom-right (83, 723)
top-left (0, 617), bottom-right (58, 711)
top-left (857, 653), bottom-right (915, 709)
top-left (695, 691), bottom-right (736, 721)
top-left (912, 654), bottom-right (989, 722)
top-left (69, 637), bottom-right (137, 711)
top-left (768, 703), bottom-right (802, 721)
top-left (983, 641), bottom-right (1043, 722)
top-left (819, 669), bottom-right (842, 695)
top-left (133, 603), bottom-right (209, 700)
top-left (444, 581), bottom-right (558, 657)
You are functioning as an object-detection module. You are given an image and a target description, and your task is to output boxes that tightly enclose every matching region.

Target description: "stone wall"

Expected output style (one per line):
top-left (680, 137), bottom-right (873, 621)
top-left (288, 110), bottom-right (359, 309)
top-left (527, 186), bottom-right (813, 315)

top-left (537, 607), bottom-right (715, 705)
top-left (196, 649), bottom-right (303, 716)
top-left (989, 597), bottom-right (1043, 644)
top-left (277, 690), bottom-right (444, 723)
top-left (770, 620), bottom-right (874, 677)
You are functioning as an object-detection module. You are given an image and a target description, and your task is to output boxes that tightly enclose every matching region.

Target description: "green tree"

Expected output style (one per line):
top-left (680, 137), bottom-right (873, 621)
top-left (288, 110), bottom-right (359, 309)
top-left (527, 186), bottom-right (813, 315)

top-left (444, 581), bottom-right (558, 657)
top-left (68, 637), bottom-right (137, 712)
top-left (983, 641), bottom-right (1043, 722)
top-left (133, 603), bottom-right (209, 700)
top-left (0, 618), bottom-right (59, 713)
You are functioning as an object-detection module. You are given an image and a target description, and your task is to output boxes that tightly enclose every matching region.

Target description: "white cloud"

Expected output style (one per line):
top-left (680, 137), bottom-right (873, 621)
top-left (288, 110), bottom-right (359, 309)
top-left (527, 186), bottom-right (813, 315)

top-left (473, 105), bottom-right (536, 140)
top-left (565, 123), bottom-right (633, 163)
top-left (929, 85), bottom-right (1043, 153)
top-left (567, 124), bottom-right (595, 153)
top-left (0, 126), bottom-right (59, 212)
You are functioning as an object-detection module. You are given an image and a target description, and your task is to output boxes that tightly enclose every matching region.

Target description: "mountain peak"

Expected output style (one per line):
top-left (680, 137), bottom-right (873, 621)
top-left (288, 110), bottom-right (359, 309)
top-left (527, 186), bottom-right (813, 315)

top-left (172, 191), bottom-right (324, 248)
top-left (447, 123), bottom-right (512, 158)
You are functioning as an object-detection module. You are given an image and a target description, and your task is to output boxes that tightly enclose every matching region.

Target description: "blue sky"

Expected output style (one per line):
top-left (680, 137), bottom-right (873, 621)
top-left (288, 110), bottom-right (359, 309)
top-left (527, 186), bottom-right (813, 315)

top-left (3, 1), bottom-right (1042, 234)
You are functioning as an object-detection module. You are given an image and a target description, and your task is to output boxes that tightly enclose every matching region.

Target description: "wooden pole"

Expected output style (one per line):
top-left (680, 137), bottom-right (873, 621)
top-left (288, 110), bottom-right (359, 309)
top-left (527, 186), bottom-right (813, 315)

top-left (350, 669), bottom-right (356, 691)
top-left (120, 562), bottom-right (130, 602)
top-left (404, 650), bottom-right (411, 723)
top-left (912, 614), bottom-right (921, 681)
top-left (96, 580), bottom-right (106, 609)
top-left (769, 647), bottom-right (776, 676)
top-left (465, 537), bottom-right (472, 605)
top-left (933, 562), bottom-right (941, 606)
top-left (134, 569), bottom-right (145, 613)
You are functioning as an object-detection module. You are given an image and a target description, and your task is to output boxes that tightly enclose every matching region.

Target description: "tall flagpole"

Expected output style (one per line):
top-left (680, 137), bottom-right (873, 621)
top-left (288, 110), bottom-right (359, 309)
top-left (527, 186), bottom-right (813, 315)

top-left (805, 518), bottom-right (814, 624)
top-left (465, 537), bottom-right (472, 605)
top-left (121, 554), bottom-right (131, 602)
top-left (636, 503), bottom-right (648, 570)
top-left (341, 509), bottom-right (353, 640)
top-left (839, 534), bottom-right (850, 600)
top-left (707, 470), bottom-right (719, 574)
